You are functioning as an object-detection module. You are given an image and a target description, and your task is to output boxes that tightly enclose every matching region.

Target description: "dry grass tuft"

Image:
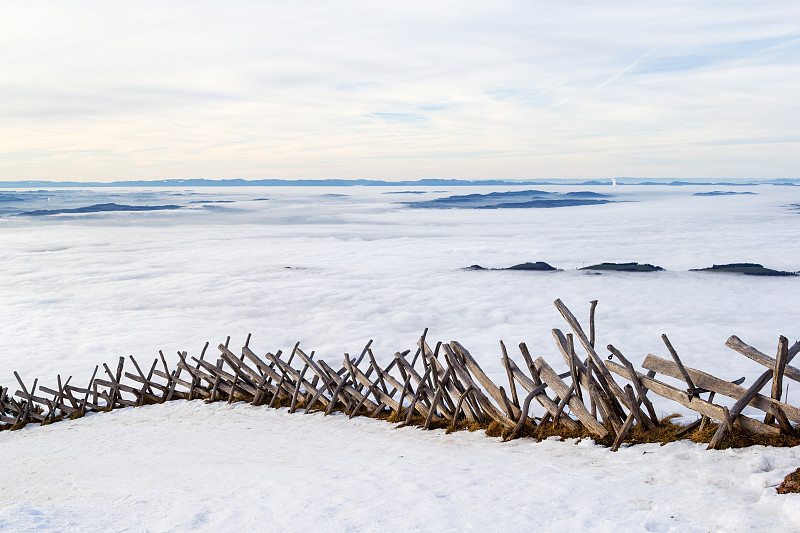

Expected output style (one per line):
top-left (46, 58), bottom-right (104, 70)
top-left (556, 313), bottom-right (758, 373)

top-left (778, 468), bottom-right (800, 494)
top-left (5, 385), bottom-right (799, 455)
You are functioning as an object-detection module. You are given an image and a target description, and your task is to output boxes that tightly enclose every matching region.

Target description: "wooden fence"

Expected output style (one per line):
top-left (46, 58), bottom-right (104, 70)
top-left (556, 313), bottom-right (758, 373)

top-left (2, 299), bottom-right (797, 450)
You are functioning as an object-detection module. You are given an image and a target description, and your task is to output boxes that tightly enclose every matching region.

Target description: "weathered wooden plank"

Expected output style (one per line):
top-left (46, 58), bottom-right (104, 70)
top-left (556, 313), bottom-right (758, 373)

top-left (392, 352), bottom-right (432, 409)
top-left (218, 346), bottom-right (260, 386)
top-left (35, 386), bottom-right (79, 414)
top-left (255, 350), bottom-right (303, 400)
top-left (192, 357), bottom-right (257, 397)
top-left (606, 360), bottom-right (779, 435)
top-left (402, 366), bottom-right (435, 424)
top-left (424, 348), bottom-right (474, 419)
top-left (375, 359), bottom-right (440, 418)
top-left (285, 362), bottom-right (309, 413)
top-left (218, 352), bottom-right (260, 395)
top-left (441, 345), bottom-right (516, 430)
top-left (292, 348), bottom-right (339, 401)
top-left (14, 390), bottom-right (55, 415)
top-left (128, 356), bottom-right (156, 397)
top-left (349, 361), bottom-right (407, 415)
top-left (269, 349), bottom-right (321, 406)
top-left (518, 343), bottom-right (543, 386)
top-left (240, 346), bottom-right (280, 379)
top-left (152, 369), bottom-right (206, 399)
top-left (317, 359), bottom-right (377, 412)
top-left (303, 374), bottom-right (336, 413)
top-left (611, 402), bottom-right (636, 451)
top-left (500, 341), bottom-right (520, 408)
top-left (439, 344), bottom-right (494, 423)
top-left (506, 358), bottom-right (580, 430)
top-left (605, 345), bottom-right (657, 429)
top-left (584, 359), bottom-right (619, 435)
top-left (178, 360), bottom-right (238, 398)
top-left (123, 373), bottom-right (169, 394)
top-left (534, 358), bottom-right (608, 437)
top-left (726, 335), bottom-right (800, 382)
top-left (565, 334), bottom-right (583, 402)
top-left (451, 341), bottom-right (522, 421)
top-left (325, 367), bottom-right (352, 415)
top-left (641, 353), bottom-right (800, 423)
top-left (424, 367), bottom-right (452, 429)
top-left (551, 383), bottom-right (574, 426)
top-left (94, 378), bottom-right (156, 403)
top-left (393, 351), bottom-right (443, 413)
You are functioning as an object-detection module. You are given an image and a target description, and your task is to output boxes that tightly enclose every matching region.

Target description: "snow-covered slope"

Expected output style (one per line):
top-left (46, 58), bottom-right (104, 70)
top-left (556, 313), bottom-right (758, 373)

top-left (2, 401), bottom-right (799, 532)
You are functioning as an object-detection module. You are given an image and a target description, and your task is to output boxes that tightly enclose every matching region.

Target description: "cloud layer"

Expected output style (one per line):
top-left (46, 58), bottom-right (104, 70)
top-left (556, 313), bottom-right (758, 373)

top-left (1, 1), bottom-right (798, 180)
top-left (2, 184), bottom-right (798, 421)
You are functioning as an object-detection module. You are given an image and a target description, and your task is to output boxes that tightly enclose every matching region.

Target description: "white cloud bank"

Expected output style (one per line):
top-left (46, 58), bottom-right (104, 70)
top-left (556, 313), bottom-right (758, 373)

top-left (1, 184), bottom-right (798, 420)
top-left (0, 1), bottom-right (799, 180)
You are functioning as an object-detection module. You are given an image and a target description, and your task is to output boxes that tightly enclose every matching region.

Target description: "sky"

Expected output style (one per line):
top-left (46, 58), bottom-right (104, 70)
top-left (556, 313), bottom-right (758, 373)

top-left (1, 1), bottom-right (799, 182)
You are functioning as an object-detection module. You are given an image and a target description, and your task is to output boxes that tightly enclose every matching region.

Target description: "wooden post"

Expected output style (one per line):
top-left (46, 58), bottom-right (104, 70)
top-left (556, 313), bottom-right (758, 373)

top-left (611, 386), bottom-right (638, 452)
top-left (606, 345), bottom-right (658, 429)
top-left (765, 336), bottom-right (789, 425)
top-left (566, 334), bottom-right (583, 402)
top-left (500, 341), bottom-right (520, 408)
top-left (404, 366), bottom-right (434, 425)
top-left (552, 383), bottom-right (575, 426)
top-left (289, 363), bottom-right (308, 413)
top-left (424, 367), bottom-right (452, 429)
top-left (353, 339), bottom-right (373, 368)
top-left (452, 341), bottom-right (521, 421)
top-left (450, 385), bottom-right (474, 431)
top-left (502, 384), bottom-right (547, 442)
top-left (661, 334), bottom-right (701, 398)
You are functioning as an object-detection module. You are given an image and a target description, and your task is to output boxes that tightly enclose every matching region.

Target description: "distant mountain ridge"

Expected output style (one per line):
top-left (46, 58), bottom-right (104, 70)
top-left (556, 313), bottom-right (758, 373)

top-left (0, 178), bottom-right (796, 188)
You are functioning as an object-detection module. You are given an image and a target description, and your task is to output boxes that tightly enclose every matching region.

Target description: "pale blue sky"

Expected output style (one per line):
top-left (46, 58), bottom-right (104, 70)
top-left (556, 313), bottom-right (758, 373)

top-left (1, 1), bottom-right (798, 181)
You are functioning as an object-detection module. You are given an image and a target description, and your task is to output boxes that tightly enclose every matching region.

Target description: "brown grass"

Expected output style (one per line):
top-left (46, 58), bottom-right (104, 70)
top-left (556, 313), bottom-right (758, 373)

top-left (778, 468), bottom-right (800, 494)
top-left (4, 388), bottom-right (799, 455)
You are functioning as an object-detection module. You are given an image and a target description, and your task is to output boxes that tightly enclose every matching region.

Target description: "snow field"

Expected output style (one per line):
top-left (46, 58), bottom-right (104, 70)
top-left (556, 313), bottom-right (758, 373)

top-left (1, 401), bottom-right (799, 532)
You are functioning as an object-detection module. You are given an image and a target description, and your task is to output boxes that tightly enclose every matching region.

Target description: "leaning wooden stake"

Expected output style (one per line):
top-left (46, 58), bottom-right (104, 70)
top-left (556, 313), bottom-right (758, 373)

top-left (661, 334), bottom-right (701, 399)
top-left (500, 341), bottom-right (520, 409)
top-left (611, 386), bottom-right (638, 452)
top-left (589, 299), bottom-right (598, 348)
top-left (765, 336), bottom-right (789, 426)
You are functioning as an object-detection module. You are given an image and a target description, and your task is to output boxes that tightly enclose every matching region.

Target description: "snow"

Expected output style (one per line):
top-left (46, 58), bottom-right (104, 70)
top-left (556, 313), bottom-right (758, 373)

top-left (2, 401), bottom-right (799, 532)
top-left (1, 184), bottom-right (799, 530)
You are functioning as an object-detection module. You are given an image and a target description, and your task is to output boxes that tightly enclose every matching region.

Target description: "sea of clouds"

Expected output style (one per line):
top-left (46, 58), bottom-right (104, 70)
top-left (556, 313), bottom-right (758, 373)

top-left (1, 183), bottom-right (798, 420)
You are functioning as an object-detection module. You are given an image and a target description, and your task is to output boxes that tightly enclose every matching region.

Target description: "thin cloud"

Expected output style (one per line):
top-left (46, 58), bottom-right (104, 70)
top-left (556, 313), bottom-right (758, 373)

top-left (0, 1), bottom-right (798, 180)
